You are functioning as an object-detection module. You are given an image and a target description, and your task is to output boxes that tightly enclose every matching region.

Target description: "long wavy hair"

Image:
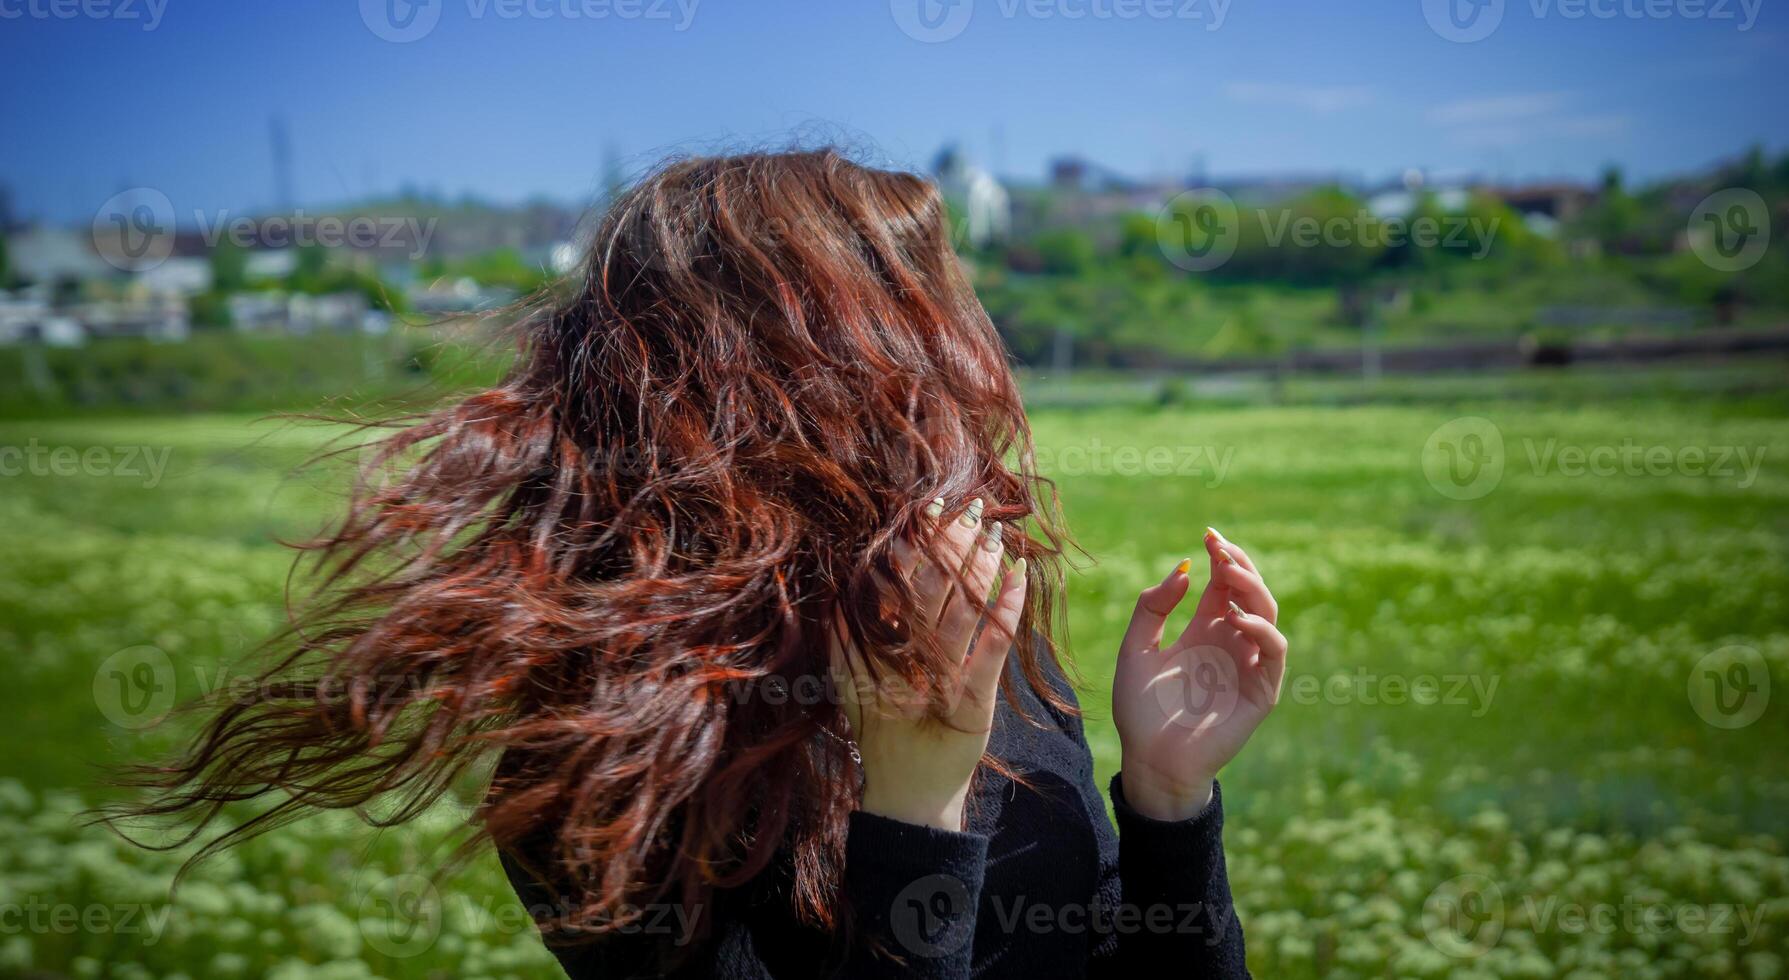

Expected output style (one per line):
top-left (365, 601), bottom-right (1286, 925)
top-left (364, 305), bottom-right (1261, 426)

top-left (108, 148), bottom-right (1071, 956)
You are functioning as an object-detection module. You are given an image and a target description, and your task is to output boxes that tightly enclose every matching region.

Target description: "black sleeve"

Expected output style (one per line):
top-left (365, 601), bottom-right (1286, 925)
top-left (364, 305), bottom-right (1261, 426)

top-left (1031, 653), bottom-right (1250, 978)
top-left (500, 811), bottom-right (995, 979)
top-left (1097, 774), bottom-right (1250, 977)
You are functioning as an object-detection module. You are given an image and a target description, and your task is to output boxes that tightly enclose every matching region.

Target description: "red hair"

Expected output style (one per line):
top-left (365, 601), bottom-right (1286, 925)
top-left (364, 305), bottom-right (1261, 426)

top-left (110, 149), bottom-right (1071, 955)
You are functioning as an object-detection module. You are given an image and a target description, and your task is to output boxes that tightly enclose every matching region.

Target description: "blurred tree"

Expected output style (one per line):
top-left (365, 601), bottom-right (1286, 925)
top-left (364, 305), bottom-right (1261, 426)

top-left (1224, 187), bottom-right (1383, 285)
top-left (189, 290), bottom-right (232, 329)
top-left (449, 248), bottom-right (552, 293)
top-left (1117, 212), bottom-right (1158, 259)
top-left (1582, 166), bottom-right (1643, 254)
top-left (210, 240), bottom-right (248, 293)
top-left (1034, 229), bottom-right (1096, 276)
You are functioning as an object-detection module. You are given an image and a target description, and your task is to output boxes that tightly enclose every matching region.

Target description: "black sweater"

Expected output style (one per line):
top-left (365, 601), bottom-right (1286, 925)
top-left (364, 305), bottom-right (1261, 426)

top-left (500, 655), bottom-right (1250, 978)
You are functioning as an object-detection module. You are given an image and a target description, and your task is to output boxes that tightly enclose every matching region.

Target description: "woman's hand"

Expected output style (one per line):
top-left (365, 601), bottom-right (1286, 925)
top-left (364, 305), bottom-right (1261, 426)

top-left (830, 497), bottom-right (1027, 832)
top-left (1111, 528), bottom-right (1288, 821)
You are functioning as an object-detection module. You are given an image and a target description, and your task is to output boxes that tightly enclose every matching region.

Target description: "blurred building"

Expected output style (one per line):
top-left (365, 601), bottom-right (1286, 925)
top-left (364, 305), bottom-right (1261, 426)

top-left (933, 145), bottom-right (1011, 249)
top-left (4, 228), bottom-right (112, 284)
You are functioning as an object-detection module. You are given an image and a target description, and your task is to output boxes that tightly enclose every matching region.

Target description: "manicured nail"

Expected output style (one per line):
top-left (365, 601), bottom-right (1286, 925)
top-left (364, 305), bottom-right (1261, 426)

top-left (1217, 549), bottom-right (1235, 565)
top-left (924, 496), bottom-right (944, 518)
top-left (1011, 556), bottom-right (1027, 581)
top-left (1227, 600), bottom-right (1245, 618)
top-left (980, 522), bottom-right (1003, 552)
top-left (1174, 557), bottom-right (1193, 576)
top-left (959, 497), bottom-right (984, 528)
top-left (1204, 526), bottom-right (1222, 543)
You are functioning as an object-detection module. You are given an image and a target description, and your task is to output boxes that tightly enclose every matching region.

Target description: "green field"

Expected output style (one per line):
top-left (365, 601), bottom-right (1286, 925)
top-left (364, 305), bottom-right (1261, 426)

top-left (2, 366), bottom-right (1787, 978)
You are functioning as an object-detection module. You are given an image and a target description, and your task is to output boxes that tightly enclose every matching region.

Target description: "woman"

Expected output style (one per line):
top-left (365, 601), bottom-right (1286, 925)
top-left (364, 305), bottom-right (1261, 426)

top-left (118, 150), bottom-right (1287, 978)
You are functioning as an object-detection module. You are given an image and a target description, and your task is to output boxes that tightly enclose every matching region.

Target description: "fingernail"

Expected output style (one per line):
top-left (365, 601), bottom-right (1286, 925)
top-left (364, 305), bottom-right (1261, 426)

top-left (1173, 557), bottom-right (1193, 576)
top-left (1217, 549), bottom-right (1235, 565)
top-left (1012, 556), bottom-right (1027, 580)
top-left (924, 496), bottom-right (944, 518)
top-left (980, 522), bottom-right (1003, 552)
top-left (1204, 526), bottom-right (1222, 542)
top-left (959, 497), bottom-right (984, 528)
top-left (1227, 600), bottom-right (1245, 618)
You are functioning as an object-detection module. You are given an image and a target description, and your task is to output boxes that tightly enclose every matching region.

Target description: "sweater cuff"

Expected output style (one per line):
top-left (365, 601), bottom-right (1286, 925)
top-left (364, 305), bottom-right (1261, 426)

top-left (844, 811), bottom-right (989, 967)
top-left (1110, 773), bottom-right (1224, 849)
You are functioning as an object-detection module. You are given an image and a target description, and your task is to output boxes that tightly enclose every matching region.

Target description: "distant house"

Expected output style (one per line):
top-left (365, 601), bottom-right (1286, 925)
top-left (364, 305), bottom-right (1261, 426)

top-left (933, 145), bottom-right (1012, 249)
top-left (1029, 155), bottom-right (1170, 232)
top-left (1365, 171), bottom-right (1474, 219)
top-left (135, 257), bottom-right (213, 296)
top-left (246, 249), bottom-right (299, 280)
top-left (1485, 183), bottom-right (1597, 235)
top-left (406, 277), bottom-right (516, 315)
top-left (227, 290), bottom-right (375, 333)
top-left (70, 297), bottom-right (189, 342)
top-left (4, 228), bottom-right (114, 285)
top-left (0, 293), bottom-right (83, 346)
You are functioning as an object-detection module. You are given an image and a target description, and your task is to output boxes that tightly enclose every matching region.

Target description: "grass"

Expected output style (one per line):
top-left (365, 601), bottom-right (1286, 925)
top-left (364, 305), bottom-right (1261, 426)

top-left (1, 365), bottom-right (1786, 978)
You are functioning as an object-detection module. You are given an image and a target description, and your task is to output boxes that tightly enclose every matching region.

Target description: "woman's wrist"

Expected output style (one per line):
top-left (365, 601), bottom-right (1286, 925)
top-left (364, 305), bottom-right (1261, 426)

top-left (860, 783), bottom-right (968, 832)
top-left (1119, 768), bottom-right (1215, 822)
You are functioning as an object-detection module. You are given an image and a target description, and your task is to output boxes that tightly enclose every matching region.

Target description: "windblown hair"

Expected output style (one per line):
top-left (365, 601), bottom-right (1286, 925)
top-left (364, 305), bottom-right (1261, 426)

top-left (110, 148), bottom-right (1070, 955)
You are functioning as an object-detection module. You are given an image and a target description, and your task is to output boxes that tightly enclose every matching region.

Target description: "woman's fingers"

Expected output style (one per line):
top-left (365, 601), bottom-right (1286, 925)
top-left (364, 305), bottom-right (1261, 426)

top-left (1212, 558), bottom-right (1278, 624)
top-left (937, 519), bottom-right (1006, 656)
top-left (1193, 530), bottom-right (1277, 624)
top-left (1203, 527), bottom-right (1259, 575)
top-left (955, 558), bottom-right (1027, 726)
top-left (1223, 600), bottom-right (1289, 699)
top-left (913, 497), bottom-right (986, 625)
top-left (1121, 558), bottom-right (1193, 657)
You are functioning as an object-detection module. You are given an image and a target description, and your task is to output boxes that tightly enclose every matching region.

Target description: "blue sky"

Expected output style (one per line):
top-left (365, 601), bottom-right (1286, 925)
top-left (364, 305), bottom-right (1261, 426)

top-left (2, 0), bottom-right (1784, 224)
